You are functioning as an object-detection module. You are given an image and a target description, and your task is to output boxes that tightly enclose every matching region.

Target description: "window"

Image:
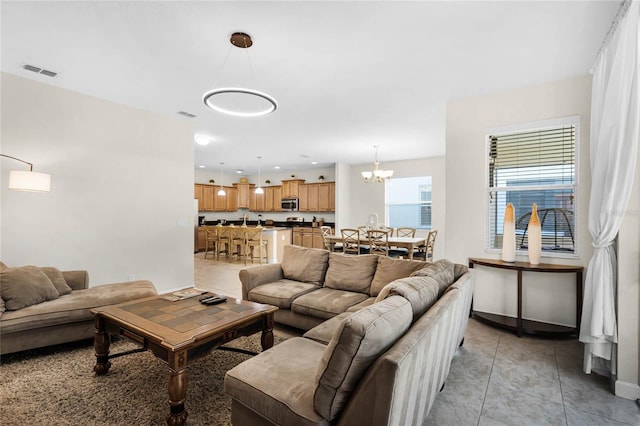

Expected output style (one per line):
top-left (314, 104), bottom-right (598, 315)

top-left (487, 117), bottom-right (578, 256)
top-left (386, 176), bottom-right (432, 229)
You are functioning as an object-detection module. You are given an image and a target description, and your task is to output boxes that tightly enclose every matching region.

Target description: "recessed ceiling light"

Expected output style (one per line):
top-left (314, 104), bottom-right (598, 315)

top-left (274, 166), bottom-right (280, 169)
top-left (194, 135), bottom-right (211, 146)
top-left (236, 169), bottom-right (243, 174)
top-left (311, 161), bottom-right (318, 165)
top-left (199, 165), bottom-right (205, 168)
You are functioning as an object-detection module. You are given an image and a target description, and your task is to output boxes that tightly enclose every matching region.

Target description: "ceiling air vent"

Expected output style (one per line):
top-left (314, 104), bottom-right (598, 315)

top-left (177, 111), bottom-right (197, 118)
top-left (22, 64), bottom-right (58, 77)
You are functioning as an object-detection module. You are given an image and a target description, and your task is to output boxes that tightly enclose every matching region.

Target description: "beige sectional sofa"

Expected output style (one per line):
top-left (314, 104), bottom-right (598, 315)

top-left (0, 262), bottom-right (157, 355)
top-left (227, 245), bottom-right (474, 425)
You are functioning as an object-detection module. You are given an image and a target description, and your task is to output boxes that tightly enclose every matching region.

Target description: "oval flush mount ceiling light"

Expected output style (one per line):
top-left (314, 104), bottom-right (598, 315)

top-left (203, 32), bottom-right (277, 118)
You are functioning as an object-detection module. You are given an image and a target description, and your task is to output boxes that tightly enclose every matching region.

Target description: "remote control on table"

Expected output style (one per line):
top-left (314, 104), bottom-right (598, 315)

top-left (200, 295), bottom-right (227, 305)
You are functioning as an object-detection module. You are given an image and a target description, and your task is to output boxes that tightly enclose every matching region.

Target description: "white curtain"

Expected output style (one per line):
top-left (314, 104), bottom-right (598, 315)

top-left (580, 0), bottom-right (639, 375)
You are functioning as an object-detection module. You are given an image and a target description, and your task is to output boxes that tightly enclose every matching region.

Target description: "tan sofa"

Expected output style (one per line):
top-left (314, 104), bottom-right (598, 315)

top-left (227, 245), bottom-right (474, 425)
top-left (0, 262), bottom-right (157, 355)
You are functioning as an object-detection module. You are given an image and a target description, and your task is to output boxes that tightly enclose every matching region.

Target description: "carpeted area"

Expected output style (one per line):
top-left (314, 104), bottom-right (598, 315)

top-left (0, 333), bottom-right (282, 425)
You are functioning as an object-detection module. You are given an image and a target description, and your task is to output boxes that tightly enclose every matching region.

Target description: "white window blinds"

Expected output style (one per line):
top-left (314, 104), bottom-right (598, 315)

top-left (487, 120), bottom-right (577, 254)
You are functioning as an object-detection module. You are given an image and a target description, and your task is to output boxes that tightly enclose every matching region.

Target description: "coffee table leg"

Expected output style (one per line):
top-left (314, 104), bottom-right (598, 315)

top-left (167, 368), bottom-right (188, 426)
top-left (93, 315), bottom-right (111, 375)
top-left (261, 313), bottom-right (275, 350)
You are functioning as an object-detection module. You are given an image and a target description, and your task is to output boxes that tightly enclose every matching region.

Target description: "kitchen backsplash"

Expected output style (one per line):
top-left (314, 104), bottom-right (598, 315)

top-left (199, 210), bottom-right (335, 224)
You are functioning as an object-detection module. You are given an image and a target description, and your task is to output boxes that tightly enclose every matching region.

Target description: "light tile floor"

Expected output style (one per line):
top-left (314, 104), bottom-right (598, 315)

top-left (194, 253), bottom-right (640, 425)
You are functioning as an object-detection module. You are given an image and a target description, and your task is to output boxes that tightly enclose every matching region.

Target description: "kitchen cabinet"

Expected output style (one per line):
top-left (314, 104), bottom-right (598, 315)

top-left (194, 184), bottom-right (215, 211)
top-left (281, 179), bottom-right (305, 198)
top-left (298, 184), bottom-right (310, 212)
top-left (292, 227), bottom-right (328, 249)
top-left (197, 228), bottom-right (207, 251)
top-left (194, 184), bottom-right (203, 209)
top-left (226, 186), bottom-right (238, 211)
top-left (234, 183), bottom-right (254, 209)
top-left (202, 185), bottom-right (215, 211)
top-left (265, 186), bottom-right (279, 211)
top-left (250, 190), bottom-right (266, 212)
top-left (298, 182), bottom-right (335, 212)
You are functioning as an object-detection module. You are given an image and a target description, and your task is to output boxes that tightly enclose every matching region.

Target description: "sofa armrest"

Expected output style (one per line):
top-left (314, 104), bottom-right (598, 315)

top-left (62, 270), bottom-right (89, 290)
top-left (239, 264), bottom-right (284, 300)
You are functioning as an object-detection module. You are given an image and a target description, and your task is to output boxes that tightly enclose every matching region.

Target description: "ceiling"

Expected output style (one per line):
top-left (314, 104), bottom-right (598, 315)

top-left (1, 1), bottom-right (620, 175)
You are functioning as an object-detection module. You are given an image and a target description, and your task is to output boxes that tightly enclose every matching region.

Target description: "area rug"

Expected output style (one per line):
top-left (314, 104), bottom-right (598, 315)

top-left (0, 334), bottom-right (283, 425)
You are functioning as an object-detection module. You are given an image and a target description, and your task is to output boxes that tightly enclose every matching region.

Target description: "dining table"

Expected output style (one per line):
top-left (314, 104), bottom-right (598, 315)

top-left (324, 234), bottom-right (428, 260)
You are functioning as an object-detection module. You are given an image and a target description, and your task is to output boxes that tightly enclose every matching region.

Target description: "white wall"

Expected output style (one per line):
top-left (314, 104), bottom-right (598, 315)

top-left (1, 73), bottom-right (194, 293)
top-left (445, 75), bottom-right (593, 327)
top-left (347, 156), bottom-right (446, 260)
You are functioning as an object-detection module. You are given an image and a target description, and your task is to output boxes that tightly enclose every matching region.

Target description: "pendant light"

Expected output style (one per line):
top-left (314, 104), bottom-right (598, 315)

top-left (217, 162), bottom-right (226, 196)
top-left (255, 156), bottom-right (264, 194)
top-left (203, 32), bottom-right (277, 117)
top-left (361, 145), bottom-right (393, 183)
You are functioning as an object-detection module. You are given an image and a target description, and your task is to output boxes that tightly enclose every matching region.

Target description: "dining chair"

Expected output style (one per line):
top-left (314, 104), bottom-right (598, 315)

top-left (341, 228), bottom-right (360, 255)
top-left (320, 226), bottom-right (335, 251)
top-left (244, 228), bottom-right (268, 265)
top-left (396, 227), bottom-right (416, 238)
top-left (367, 229), bottom-right (390, 256)
top-left (416, 230), bottom-right (438, 261)
top-left (203, 226), bottom-right (217, 259)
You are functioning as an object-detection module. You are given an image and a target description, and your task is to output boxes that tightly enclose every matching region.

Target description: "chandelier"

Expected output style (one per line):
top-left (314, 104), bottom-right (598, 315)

top-left (203, 32), bottom-right (277, 117)
top-left (361, 145), bottom-right (393, 183)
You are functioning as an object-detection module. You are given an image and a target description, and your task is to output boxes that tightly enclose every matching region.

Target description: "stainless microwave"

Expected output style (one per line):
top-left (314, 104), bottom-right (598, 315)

top-left (281, 198), bottom-right (299, 211)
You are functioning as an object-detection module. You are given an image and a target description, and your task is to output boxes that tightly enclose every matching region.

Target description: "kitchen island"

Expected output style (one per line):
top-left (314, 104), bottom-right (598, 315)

top-left (197, 226), bottom-right (292, 264)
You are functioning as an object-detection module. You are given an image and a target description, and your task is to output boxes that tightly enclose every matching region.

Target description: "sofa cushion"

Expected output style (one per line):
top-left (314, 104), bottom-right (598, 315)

top-left (40, 267), bottom-right (73, 296)
top-left (453, 263), bottom-right (469, 281)
top-left (375, 276), bottom-right (440, 322)
top-left (0, 266), bottom-right (59, 310)
top-left (225, 337), bottom-right (328, 426)
top-left (345, 297), bottom-right (376, 313)
top-left (248, 280), bottom-right (320, 309)
top-left (281, 245), bottom-right (330, 286)
top-left (324, 253), bottom-right (378, 294)
top-left (292, 288), bottom-right (369, 320)
top-left (0, 280), bottom-right (157, 334)
top-left (303, 312), bottom-right (352, 345)
top-left (314, 295), bottom-right (412, 420)
top-left (410, 259), bottom-right (455, 295)
top-left (369, 256), bottom-right (426, 296)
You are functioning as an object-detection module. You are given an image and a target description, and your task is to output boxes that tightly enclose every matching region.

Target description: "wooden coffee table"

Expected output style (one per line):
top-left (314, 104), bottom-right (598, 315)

top-left (91, 292), bottom-right (278, 426)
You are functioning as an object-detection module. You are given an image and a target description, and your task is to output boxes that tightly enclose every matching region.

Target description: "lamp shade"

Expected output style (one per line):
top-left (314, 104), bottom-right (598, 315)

top-left (9, 170), bottom-right (50, 192)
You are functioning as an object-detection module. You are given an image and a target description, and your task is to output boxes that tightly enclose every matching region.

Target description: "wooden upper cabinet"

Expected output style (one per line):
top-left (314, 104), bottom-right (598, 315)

top-left (226, 186), bottom-right (238, 211)
top-left (319, 182), bottom-right (335, 212)
top-left (250, 189), bottom-right (266, 212)
top-left (202, 185), bottom-right (215, 211)
top-left (194, 184), bottom-right (204, 209)
top-left (234, 183), bottom-right (254, 209)
top-left (308, 184), bottom-right (319, 211)
top-left (298, 184), bottom-right (310, 211)
top-left (264, 186), bottom-right (282, 212)
top-left (281, 179), bottom-right (305, 198)
top-left (214, 187), bottom-right (226, 211)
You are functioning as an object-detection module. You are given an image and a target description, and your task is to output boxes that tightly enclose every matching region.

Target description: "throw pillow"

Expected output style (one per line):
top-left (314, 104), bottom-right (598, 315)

top-left (375, 276), bottom-right (440, 322)
top-left (324, 253), bottom-right (378, 294)
top-left (410, 259), bottom-right (455, 295)
top-left (314, 295), bottom-right (412, 421)
top-left (281, 245), bottom-right (329, 286)
top-left (0, 266), bottom-right (60, 310)
top-left (40, 267), bottom-right (73, 296)
top-left (369, 256), bottom-right (426, 296)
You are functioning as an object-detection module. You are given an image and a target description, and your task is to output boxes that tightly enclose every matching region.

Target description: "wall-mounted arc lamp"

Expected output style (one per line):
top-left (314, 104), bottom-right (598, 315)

top-left (1, 154), bottom-right (51, 192)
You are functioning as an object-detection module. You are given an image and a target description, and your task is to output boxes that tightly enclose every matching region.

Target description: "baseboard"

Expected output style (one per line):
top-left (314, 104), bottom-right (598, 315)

top-left (614, 378), bottom-right (640, 400)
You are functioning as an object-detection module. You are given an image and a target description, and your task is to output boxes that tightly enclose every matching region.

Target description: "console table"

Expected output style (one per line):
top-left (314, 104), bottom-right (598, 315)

top-left (468, 258), bottom-right (583, 337)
